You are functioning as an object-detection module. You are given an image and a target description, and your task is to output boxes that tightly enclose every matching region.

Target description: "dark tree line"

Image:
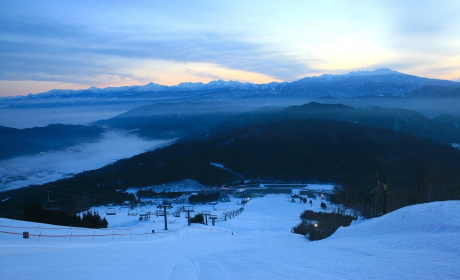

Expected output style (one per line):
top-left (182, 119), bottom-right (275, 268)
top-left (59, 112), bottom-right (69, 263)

top-left (0, 182), bottom-right (136, 219)
top-left (190, 213), bottom-right (204, 224)
top-left (330, 160), bottom-right (460, 219)
top-left (189, 193), bottom-right (221, 204)
top-left (292, 209), bottom-right (356, 241)
top-left (136, 190), bottom-right (183, 199)
top-left (2, 117), bottom-right (460, 222)
top-left (23, 203), bottom-right (108, 228)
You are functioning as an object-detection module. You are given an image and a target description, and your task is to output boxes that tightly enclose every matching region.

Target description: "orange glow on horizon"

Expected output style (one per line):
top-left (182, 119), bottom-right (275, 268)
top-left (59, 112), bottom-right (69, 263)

top-left (1, 66), bottom-right (458, 98)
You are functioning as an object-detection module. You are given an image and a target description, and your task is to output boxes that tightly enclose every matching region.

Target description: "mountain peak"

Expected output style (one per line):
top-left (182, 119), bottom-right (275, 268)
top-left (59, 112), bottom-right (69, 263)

top-left (306, 68), bottom-right (405, 80)
top-left (345, 68), bottom-right (403, 77)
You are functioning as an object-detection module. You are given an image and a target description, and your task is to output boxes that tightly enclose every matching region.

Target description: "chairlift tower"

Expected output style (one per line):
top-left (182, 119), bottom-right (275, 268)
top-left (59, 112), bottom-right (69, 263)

top-left (201, 211), bottom-right (211, 225)
top-left (378, 165), bottom-right (388, 215)
top-left (157, 200), bottom-right (173, 230)
top-left (182, 206), bottom-right (194, 226)
top-left (371, 164), bottom-right (389, 215)
top-left (210, 215), bottom-right (218, 226)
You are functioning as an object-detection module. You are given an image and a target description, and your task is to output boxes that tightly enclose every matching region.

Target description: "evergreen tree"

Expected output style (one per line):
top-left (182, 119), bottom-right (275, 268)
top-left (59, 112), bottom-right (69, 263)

top-left (22, 204), bottom-right (108, 228)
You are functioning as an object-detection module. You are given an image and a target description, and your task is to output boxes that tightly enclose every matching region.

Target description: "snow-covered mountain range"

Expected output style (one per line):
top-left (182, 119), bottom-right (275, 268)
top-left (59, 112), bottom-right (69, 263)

top-left (14, 79), bottom-right (285, 99)
top-left (4, 68), bottom-right (459, 100)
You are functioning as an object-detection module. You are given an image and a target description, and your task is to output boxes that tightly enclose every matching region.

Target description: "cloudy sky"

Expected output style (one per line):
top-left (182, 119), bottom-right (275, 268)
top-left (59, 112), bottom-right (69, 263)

top-left (1, 0), bottom-right (459, 97)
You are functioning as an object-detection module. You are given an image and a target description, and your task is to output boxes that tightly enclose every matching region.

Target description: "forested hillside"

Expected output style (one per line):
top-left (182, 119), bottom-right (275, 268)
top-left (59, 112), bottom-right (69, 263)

top-left (2, 117), bottom-right (459, 218)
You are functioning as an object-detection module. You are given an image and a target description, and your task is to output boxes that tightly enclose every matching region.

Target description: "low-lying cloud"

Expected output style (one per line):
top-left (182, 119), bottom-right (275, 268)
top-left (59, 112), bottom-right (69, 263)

top-left (0, 131), bottom-right (174, 191)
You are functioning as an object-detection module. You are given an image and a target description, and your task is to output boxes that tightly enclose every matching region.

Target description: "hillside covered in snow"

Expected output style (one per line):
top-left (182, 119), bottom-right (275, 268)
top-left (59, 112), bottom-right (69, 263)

top-left (1, 195), bottom-right (458, 279)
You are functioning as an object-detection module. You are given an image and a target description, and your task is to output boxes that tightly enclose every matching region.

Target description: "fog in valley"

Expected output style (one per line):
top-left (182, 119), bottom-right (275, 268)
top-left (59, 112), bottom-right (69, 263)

top-left (1, 95), bottom-right (460, 192)
top-left (2, 1), bottom-right (460, 278)
top-left (2, 97), bottom-right (459, 131)
top-left (0, 98), bottom-right (160, 128)
top-left (0, 106), bottom-right (127, 129)
top-left (0, 131), bottom-right (174, 191)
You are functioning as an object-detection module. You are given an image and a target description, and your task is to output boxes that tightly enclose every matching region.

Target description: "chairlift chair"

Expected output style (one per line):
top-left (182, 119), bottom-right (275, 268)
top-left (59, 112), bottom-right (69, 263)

top-left (119, 205), bottom-right (130, 211)
top-left (76, 192), bottom-right (90, 212)
top-left (45, 200), bottom-right (60, 211)
top-left (128, 207), bottom-right (138, 216)
top-left (174, 210), bottom-right (181, 217)
top-left (162, 200), bottom-right (172, 206)
top-left (76, 200), bottom-right (90, 212)
top-left (106, 207), bottom-right (116, 215)
top-left (139, 211), bottom-right (150, 221)
top-left (45, 192), bottom-right (60, 211)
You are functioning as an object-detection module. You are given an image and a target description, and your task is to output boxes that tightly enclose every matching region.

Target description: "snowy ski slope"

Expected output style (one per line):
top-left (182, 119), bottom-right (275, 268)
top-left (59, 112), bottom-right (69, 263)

top-left (0, 195), bottom-right (459, 279)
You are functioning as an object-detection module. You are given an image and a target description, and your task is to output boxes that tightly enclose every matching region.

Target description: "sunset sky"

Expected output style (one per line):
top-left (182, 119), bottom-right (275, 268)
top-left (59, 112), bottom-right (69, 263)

top-left (1, 0), bottom-right (459, 97)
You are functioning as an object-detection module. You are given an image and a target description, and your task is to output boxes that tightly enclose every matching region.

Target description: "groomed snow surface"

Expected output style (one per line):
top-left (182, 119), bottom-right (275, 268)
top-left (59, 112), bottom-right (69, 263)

top-left (1, 195), bottom-right (459, 279)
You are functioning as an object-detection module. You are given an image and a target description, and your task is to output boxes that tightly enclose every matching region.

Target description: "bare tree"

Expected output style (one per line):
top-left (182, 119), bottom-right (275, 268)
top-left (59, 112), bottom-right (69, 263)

top-left (330, 203), bottom-right (347, 230)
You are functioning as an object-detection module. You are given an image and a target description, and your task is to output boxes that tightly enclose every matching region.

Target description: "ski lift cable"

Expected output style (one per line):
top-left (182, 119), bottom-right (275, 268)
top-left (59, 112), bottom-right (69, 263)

top-left (0, 164), bottom-right (127, 204)
top-left (0, 163), bottom-right (128, 203)
top-left (0, 163), bottom-right (42, 176)
top-left (0, 171), bottom-right (97, 198)
top-left (0, 164), bottom-right (83, 191)
top-left (24, 186), bottom-right (128, 206)
top-left (0, 164), bottom-right (52, 182)
top-left (16, 179), bottom-right (127, 204)
top-left (0, 164), bottom-right (79, 189)
top-left (26, 186), bottom-right (92, 201)
top-left (0, 171), bottom-right (83, 194)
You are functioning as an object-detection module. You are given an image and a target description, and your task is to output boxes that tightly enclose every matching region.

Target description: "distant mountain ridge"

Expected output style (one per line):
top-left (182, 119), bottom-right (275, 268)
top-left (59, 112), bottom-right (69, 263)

top-left (196, 102), bottom-right (460, 145)
top-left (11, 80), bottom-right (284, 99)
top-left (4, 69), bottom-right (459, 100)
top-left (2, 102), bottom-right (460, 217)
top-left (309, 68), bottom-right (403, 79)
top-left (3, 117), bottom-right (457, 215)
top-left (97, 100), bottom-right (460, 144)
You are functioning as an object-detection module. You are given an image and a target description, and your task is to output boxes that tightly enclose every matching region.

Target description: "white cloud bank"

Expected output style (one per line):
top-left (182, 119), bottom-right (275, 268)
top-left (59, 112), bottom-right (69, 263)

top-left (0, 131), bottom-right (174, 191)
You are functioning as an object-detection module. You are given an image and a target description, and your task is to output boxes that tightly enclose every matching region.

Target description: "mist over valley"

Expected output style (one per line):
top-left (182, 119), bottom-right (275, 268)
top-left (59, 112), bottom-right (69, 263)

top-left (2, 1), bottom-right (460, 278)
top-left (1, 71), bottom-right (460, 278)
top-left (1, 70), bottom-right (460, 197)
top-left (0, 130), bottom-right (174, 191)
